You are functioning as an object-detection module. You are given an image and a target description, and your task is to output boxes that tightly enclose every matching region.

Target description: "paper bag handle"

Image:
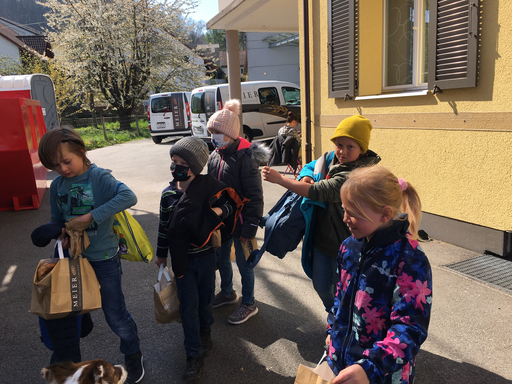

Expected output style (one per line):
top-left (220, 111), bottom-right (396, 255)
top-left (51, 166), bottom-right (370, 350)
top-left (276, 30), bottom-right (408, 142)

top-left (53, 239), bottom-right (65, 260)
top-left (158, 263), bottom-right (172, 282)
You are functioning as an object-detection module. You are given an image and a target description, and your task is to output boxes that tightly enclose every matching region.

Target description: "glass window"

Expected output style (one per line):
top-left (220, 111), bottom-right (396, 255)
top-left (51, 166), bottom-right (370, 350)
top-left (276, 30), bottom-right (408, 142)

top-left (190, 93), bottom-right (205, 114)
top-left (151, 97), bottom-right (172, 113)
top-left (282, 87), bottom-right (301, 105)
top-left (384, 0), bottom-right (429, 89)
top-left (258, 87), bottom-right (280, 105)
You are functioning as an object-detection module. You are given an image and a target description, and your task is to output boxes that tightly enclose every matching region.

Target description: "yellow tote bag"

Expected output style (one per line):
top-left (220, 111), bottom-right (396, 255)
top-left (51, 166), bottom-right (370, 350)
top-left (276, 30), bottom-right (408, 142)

top-left (113, 210), bottom-right (154, 263)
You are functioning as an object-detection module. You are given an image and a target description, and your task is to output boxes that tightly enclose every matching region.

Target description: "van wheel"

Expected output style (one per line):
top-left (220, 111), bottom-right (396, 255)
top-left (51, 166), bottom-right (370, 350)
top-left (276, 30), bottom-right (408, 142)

top-left (152, 136), bottom-right (163, 144)
top-left (243, 127), bottom-right (253, 142)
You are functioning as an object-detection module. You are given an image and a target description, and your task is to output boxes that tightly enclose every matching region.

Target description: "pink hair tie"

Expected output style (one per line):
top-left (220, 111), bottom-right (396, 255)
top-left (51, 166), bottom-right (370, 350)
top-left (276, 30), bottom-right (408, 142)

top-left (398, 178), bottom-right (408, 191)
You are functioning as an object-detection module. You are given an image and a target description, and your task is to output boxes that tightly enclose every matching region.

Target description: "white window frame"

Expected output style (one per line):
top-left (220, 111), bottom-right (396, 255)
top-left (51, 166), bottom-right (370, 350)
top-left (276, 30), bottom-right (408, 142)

top-left (382, 0), bottom-right (429, 92)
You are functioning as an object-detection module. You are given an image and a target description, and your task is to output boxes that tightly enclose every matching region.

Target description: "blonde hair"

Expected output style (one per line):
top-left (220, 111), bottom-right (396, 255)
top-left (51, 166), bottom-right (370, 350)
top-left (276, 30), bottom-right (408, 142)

top-left (340, 166), bottom-right (422, 240)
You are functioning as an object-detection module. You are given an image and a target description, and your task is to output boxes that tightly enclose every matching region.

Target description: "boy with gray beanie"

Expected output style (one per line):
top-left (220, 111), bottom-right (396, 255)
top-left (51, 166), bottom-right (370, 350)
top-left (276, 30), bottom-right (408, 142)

top-left (155, 136), bottom-right (245, 381)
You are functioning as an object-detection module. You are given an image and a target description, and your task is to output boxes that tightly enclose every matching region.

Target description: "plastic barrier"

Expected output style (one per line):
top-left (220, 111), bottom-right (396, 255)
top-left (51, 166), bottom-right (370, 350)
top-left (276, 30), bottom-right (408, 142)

top-left (0, 98), bottom-right (47, 211)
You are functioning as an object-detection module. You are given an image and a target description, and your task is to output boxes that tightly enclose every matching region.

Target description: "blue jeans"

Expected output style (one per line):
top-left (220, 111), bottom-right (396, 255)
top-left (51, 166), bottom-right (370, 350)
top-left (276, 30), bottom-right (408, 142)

top-left (175, 252), bottom-right (216, 357)
top-left (215, 238), bottom-right (255, 306)
top-left (312, 247), bottom-right (338, 312)
top-left (89, 255), bottom-right (140, 356)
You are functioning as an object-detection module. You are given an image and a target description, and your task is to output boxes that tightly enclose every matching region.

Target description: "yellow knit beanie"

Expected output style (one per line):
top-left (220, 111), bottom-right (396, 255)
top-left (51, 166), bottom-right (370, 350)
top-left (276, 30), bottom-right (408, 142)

top-left (330, 115), bottom-right (372, 153)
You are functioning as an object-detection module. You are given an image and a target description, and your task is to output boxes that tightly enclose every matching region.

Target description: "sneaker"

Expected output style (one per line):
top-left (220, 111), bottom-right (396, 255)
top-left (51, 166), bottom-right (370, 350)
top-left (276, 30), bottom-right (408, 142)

top-left (183, 356), bottom-right (204, 381)
top-left (125, 350), bottom-right (144, 384)
top-left (213, 290), bottom-right (238, 308)
top-left (200, 328), bottom-right (213, 357)
top-left (227, 302), bottom-right (258, 325)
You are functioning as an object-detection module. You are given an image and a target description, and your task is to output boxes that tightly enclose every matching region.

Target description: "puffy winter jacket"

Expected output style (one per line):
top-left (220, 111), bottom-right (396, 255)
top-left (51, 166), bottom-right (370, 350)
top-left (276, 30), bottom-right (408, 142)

top-left (207, 138), bottom-right (270, 239)
top-left (327, 218), bottom-right (432, 384)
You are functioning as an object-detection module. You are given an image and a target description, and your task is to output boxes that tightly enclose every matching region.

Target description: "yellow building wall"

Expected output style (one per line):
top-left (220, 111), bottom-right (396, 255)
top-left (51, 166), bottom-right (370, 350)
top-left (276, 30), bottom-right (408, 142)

top-left (300, 0), bottom-right (512, 231)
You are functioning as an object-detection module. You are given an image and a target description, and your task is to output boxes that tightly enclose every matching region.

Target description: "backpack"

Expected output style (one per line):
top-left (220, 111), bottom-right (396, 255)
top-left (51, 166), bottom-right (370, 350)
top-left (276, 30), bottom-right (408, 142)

top-left (246, 190), bottom-right (305, 268)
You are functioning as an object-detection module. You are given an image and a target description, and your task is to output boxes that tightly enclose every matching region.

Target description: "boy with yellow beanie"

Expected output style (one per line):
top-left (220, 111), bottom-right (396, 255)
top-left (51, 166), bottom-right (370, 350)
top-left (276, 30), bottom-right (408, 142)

top-left (262, 115), bottom-right (381, 312)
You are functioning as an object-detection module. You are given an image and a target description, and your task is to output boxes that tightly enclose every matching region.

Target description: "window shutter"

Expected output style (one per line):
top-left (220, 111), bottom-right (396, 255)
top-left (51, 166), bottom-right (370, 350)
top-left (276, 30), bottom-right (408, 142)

top-left (428, 0), bottom-right (479, 91)
top-left (328, 0), bottom-right (356, 99)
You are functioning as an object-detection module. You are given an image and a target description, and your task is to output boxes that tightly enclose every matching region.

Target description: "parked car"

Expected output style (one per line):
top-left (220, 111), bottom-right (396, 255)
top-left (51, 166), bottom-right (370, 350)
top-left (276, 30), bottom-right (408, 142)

top-left (190, 81), bottom-right (300, 142)
top-left (147, 91), bottom-right (192, 144)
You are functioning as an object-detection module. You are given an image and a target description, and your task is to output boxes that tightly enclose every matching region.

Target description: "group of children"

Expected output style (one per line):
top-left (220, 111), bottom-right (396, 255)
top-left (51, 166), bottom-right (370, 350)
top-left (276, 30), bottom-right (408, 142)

top-left (34, 102), bottom-right (432, 384)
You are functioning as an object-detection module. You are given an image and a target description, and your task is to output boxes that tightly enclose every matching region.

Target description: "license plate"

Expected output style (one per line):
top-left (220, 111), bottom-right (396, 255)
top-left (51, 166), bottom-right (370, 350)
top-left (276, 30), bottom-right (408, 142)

top-left (157, 122), bottom-right (166, 128)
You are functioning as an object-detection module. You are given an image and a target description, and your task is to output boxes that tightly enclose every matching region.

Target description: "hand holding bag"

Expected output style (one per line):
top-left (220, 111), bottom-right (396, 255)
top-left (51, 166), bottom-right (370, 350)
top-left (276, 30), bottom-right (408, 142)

top-left (30, 240), bottom-right (102, 320)
top-left (294, 352), bottom-right (335, 384)
top-left (154, 264), bottom-right (181, 324)
top-left (113, 210), bottom-right (154, 263)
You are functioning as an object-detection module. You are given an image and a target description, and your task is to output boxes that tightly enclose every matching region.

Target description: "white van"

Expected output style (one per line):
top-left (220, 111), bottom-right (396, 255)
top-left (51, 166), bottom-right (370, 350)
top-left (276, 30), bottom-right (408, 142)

top-left (147, 91), bottom-right (192, 144)
top-left (190, 81), bottom-right (300, 142)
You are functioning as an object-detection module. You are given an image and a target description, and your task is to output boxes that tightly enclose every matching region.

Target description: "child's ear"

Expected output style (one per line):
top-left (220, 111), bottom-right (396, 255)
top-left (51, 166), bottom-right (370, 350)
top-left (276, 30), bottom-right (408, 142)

top-left (381, 206), bottom-right (393, 223)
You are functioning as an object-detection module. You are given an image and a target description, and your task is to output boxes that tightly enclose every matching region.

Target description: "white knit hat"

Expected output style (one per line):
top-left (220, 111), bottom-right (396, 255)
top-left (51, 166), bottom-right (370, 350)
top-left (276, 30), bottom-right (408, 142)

top-left (206, 99), bottom-right (241, 140)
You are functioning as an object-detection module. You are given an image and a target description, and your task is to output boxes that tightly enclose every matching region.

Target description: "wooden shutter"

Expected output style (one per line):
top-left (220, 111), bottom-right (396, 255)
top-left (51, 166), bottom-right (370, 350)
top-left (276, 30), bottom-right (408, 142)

top-left (328, 0), bottom-right (356, 99)
top-left (428, 0), bottom-right (479, 91)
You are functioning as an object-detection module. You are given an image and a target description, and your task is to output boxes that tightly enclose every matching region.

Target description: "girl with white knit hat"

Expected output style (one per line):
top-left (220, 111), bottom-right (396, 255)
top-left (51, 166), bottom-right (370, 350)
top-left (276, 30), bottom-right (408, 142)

top-left (206, 99), bottom-right (271, 325)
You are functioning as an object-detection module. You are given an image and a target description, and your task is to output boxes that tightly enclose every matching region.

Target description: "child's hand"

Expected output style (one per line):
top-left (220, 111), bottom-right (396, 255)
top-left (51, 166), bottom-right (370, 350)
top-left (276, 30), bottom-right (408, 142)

top-left (75, 212), bottom-right (93, 224)
top-left (155, 256), bottom-right (167, 268)
top-left (325, 334), bottom-right (330, 345)
top-left (57, 228), bottom-right (70, 249)
top-left (262, 166), bottom-right (282, 184)
top-left (300, 176), bottom-right (314, 184)
top-left (212, 207), bottom-right (223, 217)
top-left (332, 364), bottom-right (369, 384)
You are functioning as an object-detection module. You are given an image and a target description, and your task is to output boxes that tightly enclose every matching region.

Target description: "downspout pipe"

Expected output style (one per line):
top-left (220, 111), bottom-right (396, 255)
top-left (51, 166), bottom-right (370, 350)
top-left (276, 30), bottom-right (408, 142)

top-left (303, 0), bottom-right (312, 163)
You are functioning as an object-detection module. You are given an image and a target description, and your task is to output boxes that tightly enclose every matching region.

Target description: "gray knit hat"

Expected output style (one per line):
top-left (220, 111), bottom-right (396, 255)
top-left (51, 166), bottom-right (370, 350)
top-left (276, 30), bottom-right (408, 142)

top-left (169, 136), bottom-right (209, 175)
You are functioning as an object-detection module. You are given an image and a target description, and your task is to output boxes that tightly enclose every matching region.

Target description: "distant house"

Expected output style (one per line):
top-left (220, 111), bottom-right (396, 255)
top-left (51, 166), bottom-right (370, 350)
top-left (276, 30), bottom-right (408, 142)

top-left (247, 32), bottom-right (299, 85)
top-left (0, 16), bottom-right (53, 62)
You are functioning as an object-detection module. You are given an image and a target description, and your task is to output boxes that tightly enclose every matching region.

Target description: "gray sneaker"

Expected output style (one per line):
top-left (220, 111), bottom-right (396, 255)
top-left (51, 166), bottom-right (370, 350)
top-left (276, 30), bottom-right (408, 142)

top-left (213, 291), bottom-right (238, 308)
top-left (227, 302), bottom-right (258, 324)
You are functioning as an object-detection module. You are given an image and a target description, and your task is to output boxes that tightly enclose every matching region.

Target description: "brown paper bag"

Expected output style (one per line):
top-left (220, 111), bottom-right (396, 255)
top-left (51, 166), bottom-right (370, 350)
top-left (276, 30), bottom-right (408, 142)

top-left (30, 240), bottom-right (102, 320)
top-left (154, 264), bottom-right (181, 324)
top-left (241, 238), bottom-right (258, 260)
top-left (65, 217), bottom-right (91, 257)
top-left (294, 353), bottom-right (334, 384)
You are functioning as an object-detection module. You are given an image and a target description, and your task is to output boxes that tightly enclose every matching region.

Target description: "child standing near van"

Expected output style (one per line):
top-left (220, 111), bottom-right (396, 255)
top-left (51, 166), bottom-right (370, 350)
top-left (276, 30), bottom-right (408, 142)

top-left (207, 99), bottom-right (270, 325)
top-left (155, 137), bottom-right (241, 381)
top-left (327, 165), bottom-right (432, 384)
top-left (37, 127), bottom-right (144, 384)
top-left (262, 115), bottom-right (380, 312)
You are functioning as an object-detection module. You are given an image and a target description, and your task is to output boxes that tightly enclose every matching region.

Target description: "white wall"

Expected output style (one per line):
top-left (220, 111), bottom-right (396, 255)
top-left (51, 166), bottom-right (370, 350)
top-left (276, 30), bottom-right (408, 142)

top-left (0, 36), bottom-right (21, 61)
top-left (246, 32), bottom-right (300, 86)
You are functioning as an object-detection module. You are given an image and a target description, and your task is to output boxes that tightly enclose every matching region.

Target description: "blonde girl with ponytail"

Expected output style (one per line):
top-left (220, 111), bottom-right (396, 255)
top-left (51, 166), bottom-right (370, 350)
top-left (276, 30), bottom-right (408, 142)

top-left (327, 166), bottom-right (432, 384)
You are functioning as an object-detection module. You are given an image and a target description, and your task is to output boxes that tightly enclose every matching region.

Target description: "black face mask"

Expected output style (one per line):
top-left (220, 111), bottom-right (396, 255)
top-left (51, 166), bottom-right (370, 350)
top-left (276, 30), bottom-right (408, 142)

top-left (170, 162), bottom-right (191, 181)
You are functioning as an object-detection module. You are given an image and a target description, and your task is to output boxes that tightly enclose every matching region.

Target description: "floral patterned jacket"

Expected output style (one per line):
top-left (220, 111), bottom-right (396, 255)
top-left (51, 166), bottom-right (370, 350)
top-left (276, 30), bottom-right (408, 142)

top-left (327, 217), bottom-right (432, 384)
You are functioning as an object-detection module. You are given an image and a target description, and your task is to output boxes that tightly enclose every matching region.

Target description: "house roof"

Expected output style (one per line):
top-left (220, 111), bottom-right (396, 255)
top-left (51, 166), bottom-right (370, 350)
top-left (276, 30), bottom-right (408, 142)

top-left (219, 50), bottom-right (246, 67)
top-left (0, 17), bottom-right (54, 58)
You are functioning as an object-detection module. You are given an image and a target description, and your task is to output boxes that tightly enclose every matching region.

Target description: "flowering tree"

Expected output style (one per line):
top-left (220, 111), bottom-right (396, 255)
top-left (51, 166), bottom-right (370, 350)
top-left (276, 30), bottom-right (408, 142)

top-left (41, 0), bottom-right (206, 128)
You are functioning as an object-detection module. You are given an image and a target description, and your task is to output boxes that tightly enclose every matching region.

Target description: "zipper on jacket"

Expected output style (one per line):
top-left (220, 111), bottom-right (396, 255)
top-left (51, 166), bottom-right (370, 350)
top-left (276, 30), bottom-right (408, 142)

top-left (217, 151), bottom-right (224, 181)
top-left (340, 249), bottom-right (371, 368)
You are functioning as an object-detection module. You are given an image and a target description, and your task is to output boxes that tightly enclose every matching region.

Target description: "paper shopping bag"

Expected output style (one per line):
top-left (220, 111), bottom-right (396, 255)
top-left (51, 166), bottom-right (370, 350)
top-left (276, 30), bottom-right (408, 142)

top-left (30, 240), bottom-right (102, 320)
top-left (65, 217), bottom-right (91, 257)
top-left (154, 264), bottom-right (181, 324)
top-left (294, 362), bottom-right (334, 384)
top-left (113, 210), bottom-right (154, 263)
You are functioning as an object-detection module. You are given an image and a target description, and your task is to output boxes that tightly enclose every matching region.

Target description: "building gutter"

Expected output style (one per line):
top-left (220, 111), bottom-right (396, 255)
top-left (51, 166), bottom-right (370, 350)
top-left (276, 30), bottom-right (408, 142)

top-left (302, 0), bottom-right (312, 163)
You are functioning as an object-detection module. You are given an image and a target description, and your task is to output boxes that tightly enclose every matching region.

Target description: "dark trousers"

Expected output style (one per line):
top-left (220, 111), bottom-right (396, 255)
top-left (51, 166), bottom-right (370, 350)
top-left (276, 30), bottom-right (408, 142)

top-left (176, 252), bottom-right (216, 357)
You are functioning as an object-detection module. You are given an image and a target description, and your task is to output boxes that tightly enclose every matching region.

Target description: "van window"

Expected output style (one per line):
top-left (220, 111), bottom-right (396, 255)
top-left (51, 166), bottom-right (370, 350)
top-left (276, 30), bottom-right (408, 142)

top-left (258, 87), bottom-right (280, 105)
top-left (151, 96), bottom-right (175, 113)
top-left (282, 87), bottom-right (301, 105)
top-left (191, 93), bottom-right (205, 114)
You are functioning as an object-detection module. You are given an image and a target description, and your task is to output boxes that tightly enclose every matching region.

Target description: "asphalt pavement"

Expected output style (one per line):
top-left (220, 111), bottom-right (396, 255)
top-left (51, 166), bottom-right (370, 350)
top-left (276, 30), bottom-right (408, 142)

top-left (0, 137), bottom-right (511, 383)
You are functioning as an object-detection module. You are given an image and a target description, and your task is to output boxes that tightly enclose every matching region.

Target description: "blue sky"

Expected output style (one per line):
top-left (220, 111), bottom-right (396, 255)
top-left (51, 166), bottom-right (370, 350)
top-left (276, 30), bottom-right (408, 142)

top-left (190, 0), bottom-right (219, 23)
